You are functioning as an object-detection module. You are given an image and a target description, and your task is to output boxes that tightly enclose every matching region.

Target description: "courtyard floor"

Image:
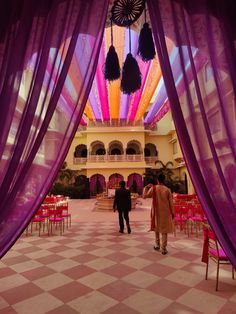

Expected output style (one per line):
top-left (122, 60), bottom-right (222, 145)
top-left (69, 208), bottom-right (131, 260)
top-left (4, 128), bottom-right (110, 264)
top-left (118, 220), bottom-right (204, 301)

top-left (0, 198), bottom-right (235, 314)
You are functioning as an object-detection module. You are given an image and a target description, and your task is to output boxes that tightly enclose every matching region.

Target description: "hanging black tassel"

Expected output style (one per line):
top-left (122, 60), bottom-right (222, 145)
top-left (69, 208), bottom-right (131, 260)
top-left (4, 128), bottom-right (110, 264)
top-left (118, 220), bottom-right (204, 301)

top-left (121, 25), bottom-right (142, 94)
top-left (138, 22), bottom-right (156, 62)
top-left (104, 45), bottom-right (120, 81)
top-left (138, 4), bottom-right (156, 62)
top-left (121, 53), bottom-right (142, 94)
top-left (104, 19), bottom-right (120, 82)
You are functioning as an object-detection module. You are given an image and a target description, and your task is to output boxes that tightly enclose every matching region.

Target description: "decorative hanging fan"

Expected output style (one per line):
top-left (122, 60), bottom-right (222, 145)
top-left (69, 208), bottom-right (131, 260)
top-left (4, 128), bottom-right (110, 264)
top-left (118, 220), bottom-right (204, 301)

top-left (111, 0), bottom-right (145, 27)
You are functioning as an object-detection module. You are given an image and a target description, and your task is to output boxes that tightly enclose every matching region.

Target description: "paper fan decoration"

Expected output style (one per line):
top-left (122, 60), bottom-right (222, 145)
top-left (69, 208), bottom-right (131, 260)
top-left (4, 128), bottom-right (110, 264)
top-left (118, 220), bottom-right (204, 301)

top-left (111, 0), bottom-right (145, 27)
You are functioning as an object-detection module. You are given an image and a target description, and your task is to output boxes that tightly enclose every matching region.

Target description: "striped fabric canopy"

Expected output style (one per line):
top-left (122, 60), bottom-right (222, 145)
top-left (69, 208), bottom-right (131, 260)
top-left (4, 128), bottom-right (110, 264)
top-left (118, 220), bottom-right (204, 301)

top-left (42, 25), bottom-right (201, 128)
top-left (82, 25), bottom-right (174, 127)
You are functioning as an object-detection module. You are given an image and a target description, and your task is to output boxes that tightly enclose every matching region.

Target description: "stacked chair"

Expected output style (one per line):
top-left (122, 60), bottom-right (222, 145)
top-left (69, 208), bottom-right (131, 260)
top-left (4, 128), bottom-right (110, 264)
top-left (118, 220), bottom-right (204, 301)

top-left (173, 194), bottom-right (207, 237)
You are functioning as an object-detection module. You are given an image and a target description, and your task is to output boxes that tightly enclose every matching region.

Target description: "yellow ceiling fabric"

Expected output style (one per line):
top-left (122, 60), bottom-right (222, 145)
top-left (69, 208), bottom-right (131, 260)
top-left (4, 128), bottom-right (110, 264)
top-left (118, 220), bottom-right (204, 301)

top-left (83, 100), bottom-right (94, 121)
top-left (135, 38), bottom-right (174, 121)
top-left (135, 56), bottom-right (160, 120)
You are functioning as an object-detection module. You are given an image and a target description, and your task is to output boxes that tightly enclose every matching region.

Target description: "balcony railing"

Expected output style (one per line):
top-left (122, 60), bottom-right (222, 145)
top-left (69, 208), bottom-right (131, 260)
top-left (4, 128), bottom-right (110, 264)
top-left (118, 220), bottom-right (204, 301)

top-left (73, 157), bottom-right (87, 164)
top-left (126, 154), bottom-right (143, 161)
top-left (88, 155), bottom-right (106, 162)
top-left (74, 154), bottom-right (148, 164)
top-left (107, 155), bottom-right (126, 162)
top-left (145, 156), bottom-right (158, 164)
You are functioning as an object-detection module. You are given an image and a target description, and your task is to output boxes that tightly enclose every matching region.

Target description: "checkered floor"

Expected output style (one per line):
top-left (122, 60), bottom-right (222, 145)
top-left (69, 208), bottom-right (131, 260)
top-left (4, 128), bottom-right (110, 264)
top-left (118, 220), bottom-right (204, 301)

top-left (0, 200), bottom-right (236, 314)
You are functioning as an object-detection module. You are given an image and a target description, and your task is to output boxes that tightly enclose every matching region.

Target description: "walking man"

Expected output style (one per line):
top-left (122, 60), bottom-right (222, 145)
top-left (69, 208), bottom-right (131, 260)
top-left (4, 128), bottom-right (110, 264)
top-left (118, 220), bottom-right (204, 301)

top-left (113, 181), bottom-right (131, 234)
top-left (143, 174), bottom-right (174, 254)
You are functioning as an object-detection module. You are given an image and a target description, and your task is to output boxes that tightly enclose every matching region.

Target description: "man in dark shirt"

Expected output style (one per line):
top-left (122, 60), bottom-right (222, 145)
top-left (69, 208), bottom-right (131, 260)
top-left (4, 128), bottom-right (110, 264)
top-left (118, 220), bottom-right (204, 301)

top-left (113, 181), bottom-right (131, 234)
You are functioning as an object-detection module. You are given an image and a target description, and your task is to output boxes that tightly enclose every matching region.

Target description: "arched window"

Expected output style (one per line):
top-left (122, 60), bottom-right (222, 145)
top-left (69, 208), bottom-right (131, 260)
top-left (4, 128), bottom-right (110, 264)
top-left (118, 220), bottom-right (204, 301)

top-left (74, 144), bottom-right (87, 158)
top-left (81, 149), bottom-right (87, 157)
top-left (126, 148), bottom-right (136, 155)
top-left (111, 148), bottom-right (121, 155)
top-left (144, 143), bottom-right (157, 157)
top-left (108, 140), bottom-right (124, 155)
top-left (126, 140), bottom-right (142, 155)
top-left (96, 148), bottom-right (106, 155)
top-left (90, 141), bottom-right (106, 155)
top-left (144, 147), bottom-right (151, 157)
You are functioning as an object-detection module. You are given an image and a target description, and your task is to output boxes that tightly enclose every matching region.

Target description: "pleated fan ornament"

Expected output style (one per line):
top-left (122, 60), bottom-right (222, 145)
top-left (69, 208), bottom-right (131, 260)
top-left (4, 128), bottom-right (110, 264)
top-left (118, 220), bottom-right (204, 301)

top-left (138, 4), bottom-right (156, 62)
top-left (104, 18), bottom-right (120, 81)
top-left (111, 0), bottom-right (145, 27)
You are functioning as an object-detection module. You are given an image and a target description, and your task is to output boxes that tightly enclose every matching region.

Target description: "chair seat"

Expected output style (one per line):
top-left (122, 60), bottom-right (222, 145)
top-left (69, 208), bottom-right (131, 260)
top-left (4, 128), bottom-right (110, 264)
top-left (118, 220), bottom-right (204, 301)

top-left (192, 216), bottom-right (203, 221)
top-left (62, 213), bottom-right (71, 217)
top-left (175, 217), bottom-right (188, 221)
top-left (49, 217), bottom-right (64, 222)
top-left (32, 217), bottom-right (44, 222)
top-left (209, 248), bottom-right (228, 260)
top-left (41, 214), bottom-right (49, 219)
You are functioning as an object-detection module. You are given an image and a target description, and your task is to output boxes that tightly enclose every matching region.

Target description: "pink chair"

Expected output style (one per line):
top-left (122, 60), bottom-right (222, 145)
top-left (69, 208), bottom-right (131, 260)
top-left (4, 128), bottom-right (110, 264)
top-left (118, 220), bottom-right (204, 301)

top-left (48, 207), bottom-right (64, 235)
top-left (44, 195), bottom-right (57, 205)
top-left (56, 195), bottom-right (66, 202)
top-left (40, 204), bottom-right (50, 221)
top-left (26, 208), bottom-right (46, 236)
top-left (203, 224), bottom-right (235, 290)
top-left (57, 203), bottom-right (71, 228)
top-left (191, 205), bottom-right (207, 236)
top-left (174, 204), bottom-right (190, 237)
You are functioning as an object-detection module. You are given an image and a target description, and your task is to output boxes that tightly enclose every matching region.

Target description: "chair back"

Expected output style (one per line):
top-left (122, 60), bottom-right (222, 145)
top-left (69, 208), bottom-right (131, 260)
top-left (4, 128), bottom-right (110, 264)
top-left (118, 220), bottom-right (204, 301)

top-left (34, 208), bottom-right (43, 218)
top-left (204, 224), bottom-right (228, 261)
top-left (44, 196), bottom-right (57, 204)
top-left (174, 204), bottom-right (188, 218)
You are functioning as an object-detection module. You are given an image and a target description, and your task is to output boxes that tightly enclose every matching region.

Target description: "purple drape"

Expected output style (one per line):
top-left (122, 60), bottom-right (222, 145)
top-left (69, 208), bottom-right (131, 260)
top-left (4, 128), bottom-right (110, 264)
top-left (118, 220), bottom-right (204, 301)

top-left (147, 0), bottom-right (236, 267)
top-left (127, 173), bottom-right (143, 194)
top-left (90, 174), bottom-right (106, 196)
top-left (108, 173), bottom-right (124, 189)
top-left (0, 0), bottom-right (108, 258)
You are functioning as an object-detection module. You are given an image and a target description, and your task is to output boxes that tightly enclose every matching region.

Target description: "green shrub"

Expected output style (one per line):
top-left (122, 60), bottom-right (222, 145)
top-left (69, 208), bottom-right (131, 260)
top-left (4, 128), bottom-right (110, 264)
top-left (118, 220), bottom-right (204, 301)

top-left (50, 183), bottom-right (66, 195)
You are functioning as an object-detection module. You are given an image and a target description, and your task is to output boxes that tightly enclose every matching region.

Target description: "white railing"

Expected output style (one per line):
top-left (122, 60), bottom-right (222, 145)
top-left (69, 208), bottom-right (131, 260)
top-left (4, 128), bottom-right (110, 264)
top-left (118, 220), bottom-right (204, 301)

top-left (107, 155), bottom-right (125, 162)
top-left (74, 157), bottom-right (87, 164)
top-left (145, 156), bottom-right (158, 164)
top-left (73, 154), bottom-right (148, 164)
top-left (126, 154), bottom-right (144, 161)
top-left (88, 155), bottom-right (106, 162)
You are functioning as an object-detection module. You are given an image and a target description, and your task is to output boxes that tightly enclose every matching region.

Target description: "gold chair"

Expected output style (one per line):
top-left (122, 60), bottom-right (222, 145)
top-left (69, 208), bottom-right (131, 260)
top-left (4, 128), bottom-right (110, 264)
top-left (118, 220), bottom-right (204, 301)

top-left (203, 224), bottom-right (234, 290)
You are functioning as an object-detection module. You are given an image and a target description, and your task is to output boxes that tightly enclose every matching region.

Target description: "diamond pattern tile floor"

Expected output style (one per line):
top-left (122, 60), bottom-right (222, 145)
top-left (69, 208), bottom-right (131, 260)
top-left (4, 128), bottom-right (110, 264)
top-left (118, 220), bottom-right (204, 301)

top-left (0, 199), bottom-right (236, 313)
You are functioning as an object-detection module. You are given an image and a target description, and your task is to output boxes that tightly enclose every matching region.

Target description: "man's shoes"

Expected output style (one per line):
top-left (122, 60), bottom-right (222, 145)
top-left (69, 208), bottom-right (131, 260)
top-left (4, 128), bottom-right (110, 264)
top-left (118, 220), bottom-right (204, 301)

top-left (153, 245), bottom-right (160, 251)
top-left (161, 249), bottom-right (168, 255)
top-left (127, 227), bottom-right (131, 234)
top-left (119, 230), bottom-right (124, 233)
